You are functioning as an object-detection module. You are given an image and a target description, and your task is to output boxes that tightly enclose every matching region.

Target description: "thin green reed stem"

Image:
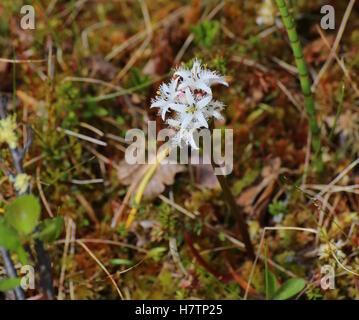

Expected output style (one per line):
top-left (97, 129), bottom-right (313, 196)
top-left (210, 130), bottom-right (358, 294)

top-left (275, 0), bottom-right (321, 153)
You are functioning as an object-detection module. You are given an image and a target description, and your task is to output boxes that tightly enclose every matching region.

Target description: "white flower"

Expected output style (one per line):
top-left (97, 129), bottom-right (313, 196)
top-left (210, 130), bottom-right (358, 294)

top-left (172, 128), bottom-right (199, 150)
top-left (173, 87), bottom-right (212, 130)
top-left (175, 59), bottom-right (228, 95)
top-left (203, 100), bottom-right (225, 121)
top-left (151, 59), bottom-right (228, 148)
top-left (256, 0), bottom-right (275, 26)
top-left (150, 77), bottom-right (180, 120)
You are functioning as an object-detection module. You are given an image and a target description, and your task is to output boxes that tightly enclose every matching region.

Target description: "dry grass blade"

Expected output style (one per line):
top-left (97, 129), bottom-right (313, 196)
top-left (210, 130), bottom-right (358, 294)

top-left (75, 193), bottom-right (100, 225)
top-left (76, 240), bottom-right (124, 300)
top-left (36, 166), bottom-right (54, 218)
top-left (315, 25), bottom-right (359, 96)
top-left (57, 217), bottom-right (74, 300)
top-left (312, 0), bottom-right (356, 91)
top-left (57, 127), bottom-right (107, 146)
top-left (0, 58), bottom-right (46, 63)
top-left (115, 0), bottom-right (153, 82)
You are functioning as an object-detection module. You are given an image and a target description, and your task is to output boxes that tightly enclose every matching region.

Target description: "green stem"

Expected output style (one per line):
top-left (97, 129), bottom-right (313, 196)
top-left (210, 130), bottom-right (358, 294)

top-left (275, 0), bottom-right (321, 153)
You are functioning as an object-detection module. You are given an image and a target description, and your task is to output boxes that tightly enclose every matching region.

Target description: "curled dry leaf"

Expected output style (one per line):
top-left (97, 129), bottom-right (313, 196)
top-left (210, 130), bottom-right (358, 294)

top-left (191, 156), bottom-right (219, 189)
top-left (117, 160), bottom-right (186, 200)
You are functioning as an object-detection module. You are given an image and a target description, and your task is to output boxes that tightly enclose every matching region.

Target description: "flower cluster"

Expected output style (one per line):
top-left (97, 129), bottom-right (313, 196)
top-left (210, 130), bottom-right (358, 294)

top-left (151, 60), bottom-right (228, 149)
top-left (0, 115), bottom-right (18, 149)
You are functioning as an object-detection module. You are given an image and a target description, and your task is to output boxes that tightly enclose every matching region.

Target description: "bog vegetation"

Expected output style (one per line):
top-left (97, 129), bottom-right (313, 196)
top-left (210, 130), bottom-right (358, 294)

top-left (0, 0), bottom-right (359, 300)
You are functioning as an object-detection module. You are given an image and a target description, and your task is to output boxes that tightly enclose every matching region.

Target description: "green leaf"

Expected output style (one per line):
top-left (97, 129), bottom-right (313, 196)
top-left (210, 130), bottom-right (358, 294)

top-left (0, 277), bottom-right (21, 292)
top-left (218, 232), bottom-right (226, 242)
top-left (247, 108), bottom-right (264, 123)
top-left (16, 246), bottom-right (28, 265)
top-left (0, 222), bottom-right (27, 264)
top-left (95, 107), bottom-right (108, 117)
top-left (264, 271), bottom-right (277, 299)
top-left (273, 278), bottom-right (306, 300)
top-left (35, 216), bottom-right (64, 243)
top-left (110, 259), bottom-right (134, 266)
top-left (0, 221), bottom-right (21, 250)
top-left (5, 195), bottom-right (41, 235)
top-left (264, 240), bottom-right (277, 299)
